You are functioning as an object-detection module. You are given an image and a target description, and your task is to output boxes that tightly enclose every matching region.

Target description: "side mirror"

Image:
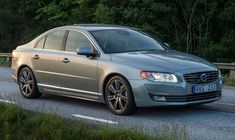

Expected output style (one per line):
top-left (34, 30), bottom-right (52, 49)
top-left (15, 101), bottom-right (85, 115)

top-left (76, 46), bottom-right (99, 57)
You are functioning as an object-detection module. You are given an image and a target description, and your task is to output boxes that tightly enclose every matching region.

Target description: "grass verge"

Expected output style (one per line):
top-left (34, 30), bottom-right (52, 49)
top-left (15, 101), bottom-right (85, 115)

top-left (0, 102), bottom-right (187, 140)
top-left (223, 75), bottom-right (235, 87)
top-left (0, 57), bottom-right (11, 67)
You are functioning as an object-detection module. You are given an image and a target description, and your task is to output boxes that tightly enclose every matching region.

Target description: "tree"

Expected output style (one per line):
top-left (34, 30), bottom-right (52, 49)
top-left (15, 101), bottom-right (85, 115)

top-left (0, 0), bottom-right (234, 62)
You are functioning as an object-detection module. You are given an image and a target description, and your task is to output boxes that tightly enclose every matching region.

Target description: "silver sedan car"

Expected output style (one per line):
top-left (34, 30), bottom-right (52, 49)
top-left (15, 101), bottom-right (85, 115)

top-left (11, 24), bottom-right (223, 115)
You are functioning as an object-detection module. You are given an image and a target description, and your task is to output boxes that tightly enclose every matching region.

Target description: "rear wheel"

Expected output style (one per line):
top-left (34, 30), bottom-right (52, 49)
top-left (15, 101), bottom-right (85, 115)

top-left (105, 76), bottom-right (137, 115)
top-left (18, 67), bottom-right (41, 99)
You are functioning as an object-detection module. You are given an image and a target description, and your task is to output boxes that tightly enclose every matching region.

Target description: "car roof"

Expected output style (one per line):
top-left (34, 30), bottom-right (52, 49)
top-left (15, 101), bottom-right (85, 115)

top-left (57, 24), bottom-right (135, 31)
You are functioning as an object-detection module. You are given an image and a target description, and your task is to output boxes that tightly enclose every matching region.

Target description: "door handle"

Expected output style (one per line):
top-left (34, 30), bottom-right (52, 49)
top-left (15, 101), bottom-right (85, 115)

top-left (33, 55), bottom-right (40, 60)
top-left (62, 58), bottom-right (70, 63)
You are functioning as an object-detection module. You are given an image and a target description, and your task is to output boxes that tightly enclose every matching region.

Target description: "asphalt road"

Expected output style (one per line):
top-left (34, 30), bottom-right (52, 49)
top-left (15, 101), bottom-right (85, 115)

top-left (0, 66), bottom-right (235, 140)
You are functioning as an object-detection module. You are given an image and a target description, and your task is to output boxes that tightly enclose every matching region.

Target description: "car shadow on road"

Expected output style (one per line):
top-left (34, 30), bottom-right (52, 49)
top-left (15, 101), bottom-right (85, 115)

top-left (40, 94), bottom-right (107, 108)
top-left (39, 94), bottom-right (216, 117)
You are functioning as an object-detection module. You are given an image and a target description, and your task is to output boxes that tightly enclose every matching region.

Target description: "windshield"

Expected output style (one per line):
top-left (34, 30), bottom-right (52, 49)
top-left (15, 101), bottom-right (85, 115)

top-left (89, 29), bottom-right (168, 53)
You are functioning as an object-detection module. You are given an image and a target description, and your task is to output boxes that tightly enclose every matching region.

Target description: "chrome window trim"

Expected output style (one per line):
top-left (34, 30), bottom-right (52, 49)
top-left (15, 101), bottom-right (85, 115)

top-left (33, 28), bottom-right (102, 55)
top-left (38, 83), bottom-right (102, 96)
top-left (33, 29), bottom-right (68, 49)
top-left (64, 29), bottom-right (101, 54)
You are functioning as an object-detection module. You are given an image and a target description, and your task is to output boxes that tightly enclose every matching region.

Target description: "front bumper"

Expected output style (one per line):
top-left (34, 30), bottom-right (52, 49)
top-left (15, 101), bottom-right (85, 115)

top-left (129, 76), bottom-right (223, 107)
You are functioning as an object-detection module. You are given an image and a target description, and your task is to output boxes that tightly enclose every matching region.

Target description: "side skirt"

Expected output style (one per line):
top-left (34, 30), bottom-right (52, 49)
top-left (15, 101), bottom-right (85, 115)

top-left (37, 83), bottom-right (104, 103)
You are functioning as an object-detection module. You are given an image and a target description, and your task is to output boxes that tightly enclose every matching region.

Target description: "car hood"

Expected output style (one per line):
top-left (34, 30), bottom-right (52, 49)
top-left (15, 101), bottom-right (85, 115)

top-left (110, 50), bottom-right (217, 73)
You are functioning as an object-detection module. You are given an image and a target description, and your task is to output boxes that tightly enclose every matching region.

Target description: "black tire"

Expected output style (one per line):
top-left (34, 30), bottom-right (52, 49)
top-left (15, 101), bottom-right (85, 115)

top-left (18, 67), bottom-right (42, 99)
top-left (105, 75), bottom-right (137, 115)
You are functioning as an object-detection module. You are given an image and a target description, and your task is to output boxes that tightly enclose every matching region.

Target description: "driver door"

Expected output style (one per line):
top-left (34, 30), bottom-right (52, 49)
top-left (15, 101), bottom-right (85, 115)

top-left (58, 30), bottom-right (99, 98)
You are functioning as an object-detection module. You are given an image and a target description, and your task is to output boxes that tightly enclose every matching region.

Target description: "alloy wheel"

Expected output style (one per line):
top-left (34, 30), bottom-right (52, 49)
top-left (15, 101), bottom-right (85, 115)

top-left (107, 79), bottom-right (128, 113)
top-left (19, 69), bottom-right (34, 96)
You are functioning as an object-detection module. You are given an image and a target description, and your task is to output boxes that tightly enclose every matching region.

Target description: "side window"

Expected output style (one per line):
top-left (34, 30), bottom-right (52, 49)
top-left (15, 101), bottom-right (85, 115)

top-left (44, 31), bottom-right (66, 51)
top-left (35, 37), bottom-right (45, 49)
top-left (65, 31), bottom-right (93, 52)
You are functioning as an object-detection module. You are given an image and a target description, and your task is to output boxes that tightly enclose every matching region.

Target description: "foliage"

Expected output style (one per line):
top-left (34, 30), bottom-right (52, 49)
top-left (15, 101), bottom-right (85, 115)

top-left (0, 103), bottom-right (187, 140)
top-left (223, 75), bottom-right (235, 87)
top-left (0, 0), bottom-right (234, 62)
top-left (0, 57), bottom-right (11, 67)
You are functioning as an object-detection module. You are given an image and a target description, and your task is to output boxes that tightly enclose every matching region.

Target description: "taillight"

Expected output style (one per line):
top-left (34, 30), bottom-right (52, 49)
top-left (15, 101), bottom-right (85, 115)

top-left (11, 50), bottom-right (17, 61)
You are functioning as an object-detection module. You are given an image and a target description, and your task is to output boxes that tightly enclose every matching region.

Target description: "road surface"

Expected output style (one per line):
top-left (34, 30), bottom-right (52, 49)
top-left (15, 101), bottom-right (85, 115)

top-left (0, 66), bottom-right (235, 140)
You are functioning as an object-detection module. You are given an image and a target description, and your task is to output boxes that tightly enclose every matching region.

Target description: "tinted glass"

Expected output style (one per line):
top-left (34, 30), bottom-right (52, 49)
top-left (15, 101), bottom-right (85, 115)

top-left (65, 31), bottom-right (93, 52)
top-left (44, 31), bottom-right (66, 51)
top-left (35, 37), bottom-right (45, 49)
top-left (90, 29), bottom-right (166, 53)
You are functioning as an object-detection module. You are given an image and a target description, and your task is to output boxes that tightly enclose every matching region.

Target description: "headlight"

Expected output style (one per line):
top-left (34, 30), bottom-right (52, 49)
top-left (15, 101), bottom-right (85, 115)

top-left (140, 71), bottom-right (178, 82)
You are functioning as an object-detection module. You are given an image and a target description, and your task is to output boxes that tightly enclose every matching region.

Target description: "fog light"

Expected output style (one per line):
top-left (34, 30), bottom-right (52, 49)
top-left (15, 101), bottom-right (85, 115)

top-left (153, 96), bottom-right (166, 102)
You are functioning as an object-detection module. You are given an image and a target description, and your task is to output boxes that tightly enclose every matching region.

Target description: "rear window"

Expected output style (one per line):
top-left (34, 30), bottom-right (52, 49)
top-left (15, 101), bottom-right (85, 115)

top-left (44, 31), bottom-right (66, 51)
top-left (35, 37), bottom-right (45, 49)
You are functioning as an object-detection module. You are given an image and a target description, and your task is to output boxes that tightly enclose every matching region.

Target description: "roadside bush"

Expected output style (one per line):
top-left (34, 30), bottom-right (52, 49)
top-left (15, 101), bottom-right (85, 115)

top-left (0, 57), bottom-right (10, 67)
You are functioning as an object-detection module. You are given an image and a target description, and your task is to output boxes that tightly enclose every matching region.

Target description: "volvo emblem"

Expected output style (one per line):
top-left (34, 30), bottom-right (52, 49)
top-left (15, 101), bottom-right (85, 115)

top-left (200, 74), bottom-right (207, 82)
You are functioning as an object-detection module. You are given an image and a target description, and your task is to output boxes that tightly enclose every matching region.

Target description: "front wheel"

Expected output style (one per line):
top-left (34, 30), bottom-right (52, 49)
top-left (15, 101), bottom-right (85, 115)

top-left (18, 67), bottom-right (41, 99)
top-left (105, 76), bottom-right (137, 115)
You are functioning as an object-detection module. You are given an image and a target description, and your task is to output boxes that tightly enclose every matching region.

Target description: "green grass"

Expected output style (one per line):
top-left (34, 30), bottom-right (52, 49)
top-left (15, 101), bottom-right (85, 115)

top-left (223, 75), bottom-right (235, 87)
top-left (0, 57), bottom-right (11, 67)
top-left (0, 103), bottom-right (187, 140)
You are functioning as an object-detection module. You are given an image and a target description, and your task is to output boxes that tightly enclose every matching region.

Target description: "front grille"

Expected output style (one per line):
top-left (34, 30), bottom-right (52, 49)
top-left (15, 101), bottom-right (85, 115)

top-left (163, 91), bottom-right (221, 102)
top-left (184, 71), bottom-right (219, 84)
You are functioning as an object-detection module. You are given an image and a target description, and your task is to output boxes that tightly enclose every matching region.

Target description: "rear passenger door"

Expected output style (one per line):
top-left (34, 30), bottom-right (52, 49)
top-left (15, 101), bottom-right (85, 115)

top-left (32, 30), bottom-right (66, 88)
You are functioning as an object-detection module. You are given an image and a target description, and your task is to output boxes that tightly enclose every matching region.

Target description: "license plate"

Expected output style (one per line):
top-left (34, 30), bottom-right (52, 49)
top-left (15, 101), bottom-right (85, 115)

top-left (192, 84), bottom-right (217, 93)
